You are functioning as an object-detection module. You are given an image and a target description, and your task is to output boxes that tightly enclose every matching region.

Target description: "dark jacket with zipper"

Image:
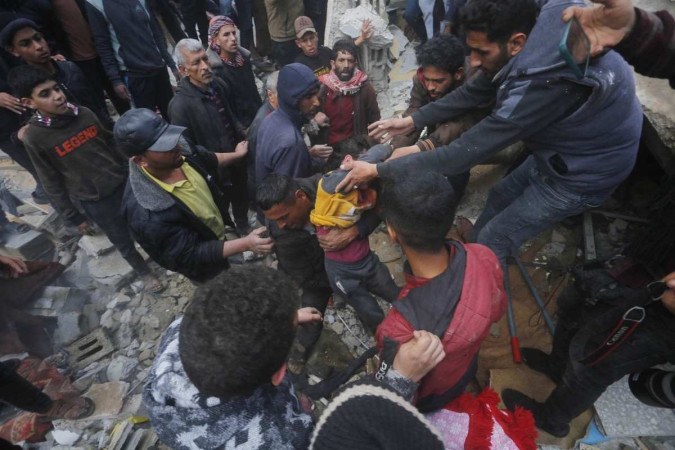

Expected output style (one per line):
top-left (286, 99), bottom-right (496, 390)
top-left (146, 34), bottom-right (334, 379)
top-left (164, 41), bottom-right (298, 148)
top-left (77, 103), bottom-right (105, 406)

top-left (168, 77), bottom-right (245, 156)
top-left (206, 46), bottom-right (262, 127)
top-left (85, 0), bottom-right (176, 85)
top-left (380, 0), bottom-right (642, 198)
top-left (122, 145), bottom-right (231, 282)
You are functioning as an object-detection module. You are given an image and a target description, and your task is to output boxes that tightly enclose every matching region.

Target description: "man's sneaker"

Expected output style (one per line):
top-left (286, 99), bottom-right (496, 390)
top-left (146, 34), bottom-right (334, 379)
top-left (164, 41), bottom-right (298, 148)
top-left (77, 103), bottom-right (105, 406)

top-left (521, 348), bottom-right (562, 384)
top-left (502, 389), bottom-right (570, 438)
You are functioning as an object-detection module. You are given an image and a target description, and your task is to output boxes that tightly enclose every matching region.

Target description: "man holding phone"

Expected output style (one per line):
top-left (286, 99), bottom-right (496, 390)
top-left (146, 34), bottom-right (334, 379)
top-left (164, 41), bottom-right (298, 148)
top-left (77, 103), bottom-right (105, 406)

top-left (339, 0), bottom-right (642, 265)
top-left (255, 63), bottom-right (333, 184)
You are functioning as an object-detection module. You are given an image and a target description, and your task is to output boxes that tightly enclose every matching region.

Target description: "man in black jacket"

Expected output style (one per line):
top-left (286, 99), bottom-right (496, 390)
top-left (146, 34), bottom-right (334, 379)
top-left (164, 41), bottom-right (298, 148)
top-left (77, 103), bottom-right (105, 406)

top-left (85, 0), bottom-right (179, 118)
top-left (169, 39), bottom-right (251, 236)
top-left (114, 108), bottom-right (273, 283)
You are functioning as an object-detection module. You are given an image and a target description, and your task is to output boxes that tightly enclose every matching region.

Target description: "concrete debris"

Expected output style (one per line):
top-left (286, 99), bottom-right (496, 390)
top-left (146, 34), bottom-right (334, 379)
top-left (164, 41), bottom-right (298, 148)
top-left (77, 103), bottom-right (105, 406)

top-left (51, 429), bottom-right (81, 446)
top-left (1, 227), bottom-right (54, 261)
top-left (85, 382), bottom-right (128, 420)
top-left (67, 329), bottom-right (115, 370)
top-left (78, 233), bottom-right (115, 258)
top-left (339, 4), bottom-right (393, 48)
top-left (106, 355), bottom-right (139, 382)
top-left (88, 251), bottom-right (136, 289)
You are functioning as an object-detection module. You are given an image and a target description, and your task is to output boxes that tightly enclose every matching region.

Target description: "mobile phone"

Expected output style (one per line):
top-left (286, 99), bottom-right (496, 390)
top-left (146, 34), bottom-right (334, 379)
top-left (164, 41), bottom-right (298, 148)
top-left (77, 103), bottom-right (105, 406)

top-left (559, 17), bottom-right (590, 79)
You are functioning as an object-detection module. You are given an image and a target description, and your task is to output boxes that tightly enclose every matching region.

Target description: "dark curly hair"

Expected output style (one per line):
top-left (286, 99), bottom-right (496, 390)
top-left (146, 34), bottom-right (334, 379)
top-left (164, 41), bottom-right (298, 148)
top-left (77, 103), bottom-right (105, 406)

top-left (415, 34), bottom-right (466, 74)
top-left (7, 64), bottom-right (54, 99)
top-left (179, 266), bottom-right (299, 396)
top-left (380, 172), bottom-right (457, 253)
top-left (459, 0), bottom-right (539, 44)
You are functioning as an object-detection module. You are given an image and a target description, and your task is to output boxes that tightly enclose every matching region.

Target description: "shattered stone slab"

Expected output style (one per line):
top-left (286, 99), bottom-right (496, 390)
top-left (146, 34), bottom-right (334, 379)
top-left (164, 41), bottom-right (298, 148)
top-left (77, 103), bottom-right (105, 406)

top-left (87, 250), bottom-right (135, 289)
top-left (339, 4), bottom-right (393, 48)
top-left (79, 233), bottom-right (115, 258)
top-left (1, 227), bottom-right (54, 261)
top-left (67, 328), bottom-right (114, 370)
top-left (85, 382), bottom-right (129, 420)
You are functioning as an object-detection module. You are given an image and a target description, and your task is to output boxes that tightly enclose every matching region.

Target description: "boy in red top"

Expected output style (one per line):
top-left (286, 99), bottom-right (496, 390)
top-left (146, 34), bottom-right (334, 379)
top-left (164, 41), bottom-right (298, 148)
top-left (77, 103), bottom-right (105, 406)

top-left (377, 171), bottom-right (506, 412)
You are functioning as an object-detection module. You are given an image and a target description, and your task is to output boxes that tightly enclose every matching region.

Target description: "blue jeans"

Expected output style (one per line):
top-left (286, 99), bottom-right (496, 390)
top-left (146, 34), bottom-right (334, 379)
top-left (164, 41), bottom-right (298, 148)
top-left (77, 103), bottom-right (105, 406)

top-left (472, 156), bottom-right (607, 261)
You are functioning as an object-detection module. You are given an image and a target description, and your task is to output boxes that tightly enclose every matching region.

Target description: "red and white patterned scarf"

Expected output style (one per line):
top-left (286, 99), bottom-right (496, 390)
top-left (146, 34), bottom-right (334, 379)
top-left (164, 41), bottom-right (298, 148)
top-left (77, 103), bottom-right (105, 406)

top-left (208, 15), bottom-right (245, 67)
top-left (319, 68), bottom-right (368, 95)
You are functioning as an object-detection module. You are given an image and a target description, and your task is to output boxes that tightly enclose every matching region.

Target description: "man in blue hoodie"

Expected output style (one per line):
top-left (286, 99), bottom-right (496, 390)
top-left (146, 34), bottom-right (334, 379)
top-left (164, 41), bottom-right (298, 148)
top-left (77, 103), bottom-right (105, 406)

top-left (255, 63), bottom-right (333, 186)
top-left (339, 0), bottom-right (642, 263)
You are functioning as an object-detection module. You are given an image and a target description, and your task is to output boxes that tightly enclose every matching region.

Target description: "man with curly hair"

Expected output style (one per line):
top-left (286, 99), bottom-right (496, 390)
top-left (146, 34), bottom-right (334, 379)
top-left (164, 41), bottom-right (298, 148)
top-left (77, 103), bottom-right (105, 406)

top-left (144, 266), bottom-right (446, 449)
top-left (390, 34), bottom-right (490, 200)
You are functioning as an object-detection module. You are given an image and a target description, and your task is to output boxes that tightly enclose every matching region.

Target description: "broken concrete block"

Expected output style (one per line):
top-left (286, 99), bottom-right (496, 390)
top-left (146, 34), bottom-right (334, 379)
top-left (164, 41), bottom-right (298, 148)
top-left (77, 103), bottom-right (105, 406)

top-left (52, 429), bottom-right (81, 446)
top-left (88, 251), bottom-right (135, 290)
top-left (85, 382), bottom-right (129, 420)
top-left (100, 310), bottom-right (115, 329)
top-left (106, 355), bottom-right (138, 382)
top-left (339, 4), bottom-right (393, 48)
top-left (78, 233), bottom-right (115, 257)
top-left (114, 322), bottom-right (134, 348)
top-left (67, 329), bottom-right (114, 370)
top-left (1, 227), bottom-right (54, 261)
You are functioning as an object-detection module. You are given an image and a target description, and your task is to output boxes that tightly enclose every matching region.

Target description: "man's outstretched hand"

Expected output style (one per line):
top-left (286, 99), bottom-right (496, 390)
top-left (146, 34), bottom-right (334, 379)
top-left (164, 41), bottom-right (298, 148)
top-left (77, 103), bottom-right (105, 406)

top-left (393, 330), bottom-right (445, 383)
top-left (335, 160), bottom-right (378, 193)
top-left (368, 117), bottom-right (416, 141)
top-left (562, 0), bottom-right (636, 56)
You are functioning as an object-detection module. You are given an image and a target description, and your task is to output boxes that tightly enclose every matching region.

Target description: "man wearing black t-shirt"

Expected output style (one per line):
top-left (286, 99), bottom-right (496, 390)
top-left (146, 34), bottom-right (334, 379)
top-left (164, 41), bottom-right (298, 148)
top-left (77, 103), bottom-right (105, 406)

top-left (293, 16), bottom-right (332, 77)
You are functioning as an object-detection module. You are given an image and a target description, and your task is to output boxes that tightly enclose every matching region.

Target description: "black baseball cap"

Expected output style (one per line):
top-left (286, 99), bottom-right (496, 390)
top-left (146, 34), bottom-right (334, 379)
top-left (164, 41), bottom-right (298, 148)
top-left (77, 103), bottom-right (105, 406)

top-left (114, 108), bottom-right (186, 157)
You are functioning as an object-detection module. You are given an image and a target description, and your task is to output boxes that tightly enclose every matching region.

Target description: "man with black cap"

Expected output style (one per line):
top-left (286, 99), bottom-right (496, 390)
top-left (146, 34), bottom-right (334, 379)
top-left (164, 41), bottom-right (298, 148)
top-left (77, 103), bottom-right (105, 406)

top-left (115, 108), bottom-right (273, 283)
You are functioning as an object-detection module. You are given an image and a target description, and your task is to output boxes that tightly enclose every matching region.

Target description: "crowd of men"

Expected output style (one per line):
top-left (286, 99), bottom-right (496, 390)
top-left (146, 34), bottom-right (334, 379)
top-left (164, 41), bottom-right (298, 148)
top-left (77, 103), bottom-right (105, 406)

top-left (0, 0), bottom-right (674, 447)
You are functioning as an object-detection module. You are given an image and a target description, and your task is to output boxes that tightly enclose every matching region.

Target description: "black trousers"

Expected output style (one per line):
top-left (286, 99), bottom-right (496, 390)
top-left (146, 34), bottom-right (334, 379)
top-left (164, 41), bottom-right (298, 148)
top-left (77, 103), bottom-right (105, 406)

top-left (324, 251), bottom-right (400, 332)
top-left (0, 361), bottom-right (52, 413)
top-left (79, 183), bottom-right (149, 275)
top-left (220, 164), bottom-right (249, 231)
top-left (287, 285), bottom-right (332, 374)
top-left (74, 57), bottom-right (130, 116)
top-left (539, 282), bottom-right (675, 428)
top-left (181, 0), bottom-right (209, 46)
top-left (125, 69), bottom-right (174, 119)
top-left (272, 40), bottom-right (301, 67)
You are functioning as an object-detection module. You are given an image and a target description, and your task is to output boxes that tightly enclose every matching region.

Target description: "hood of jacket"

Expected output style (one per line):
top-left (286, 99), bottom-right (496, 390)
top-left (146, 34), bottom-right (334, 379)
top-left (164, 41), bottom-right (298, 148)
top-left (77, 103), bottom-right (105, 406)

top-left (277, 63), bottom-right (320, 128)
top-left (144, 318), bottom-right (314, 450)
top-left (126, 160), bottom-right (177, 212)
top-left (496, 0), bottom-right (591, 84)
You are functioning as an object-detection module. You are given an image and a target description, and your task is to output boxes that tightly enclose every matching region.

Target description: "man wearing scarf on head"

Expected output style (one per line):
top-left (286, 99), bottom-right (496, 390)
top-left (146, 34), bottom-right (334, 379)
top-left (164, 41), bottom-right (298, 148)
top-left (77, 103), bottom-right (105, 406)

top-left (206, 15), bottom-right (262, 128)
top-left (318, 39), bottom-right (380, 150)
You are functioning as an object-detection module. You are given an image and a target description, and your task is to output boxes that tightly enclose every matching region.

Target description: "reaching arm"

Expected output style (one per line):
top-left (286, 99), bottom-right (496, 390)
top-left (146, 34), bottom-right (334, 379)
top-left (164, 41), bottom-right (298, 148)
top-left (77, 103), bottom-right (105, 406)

top-left (378, 78), bottom-right (590, 181)
top-left (411, 71), bottom-right (497, 129)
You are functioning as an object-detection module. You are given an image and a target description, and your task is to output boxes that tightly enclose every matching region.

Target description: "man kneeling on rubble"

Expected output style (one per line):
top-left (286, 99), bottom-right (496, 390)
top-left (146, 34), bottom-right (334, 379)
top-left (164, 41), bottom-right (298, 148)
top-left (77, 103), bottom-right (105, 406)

top-left (143, 266), bottom-right (444, 449)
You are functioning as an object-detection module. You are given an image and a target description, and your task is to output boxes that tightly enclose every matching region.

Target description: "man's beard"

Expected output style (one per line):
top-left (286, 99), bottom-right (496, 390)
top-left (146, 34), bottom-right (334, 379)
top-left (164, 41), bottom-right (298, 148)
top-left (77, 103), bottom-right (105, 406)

top-left (337, 68), bottom-right (355, 81)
